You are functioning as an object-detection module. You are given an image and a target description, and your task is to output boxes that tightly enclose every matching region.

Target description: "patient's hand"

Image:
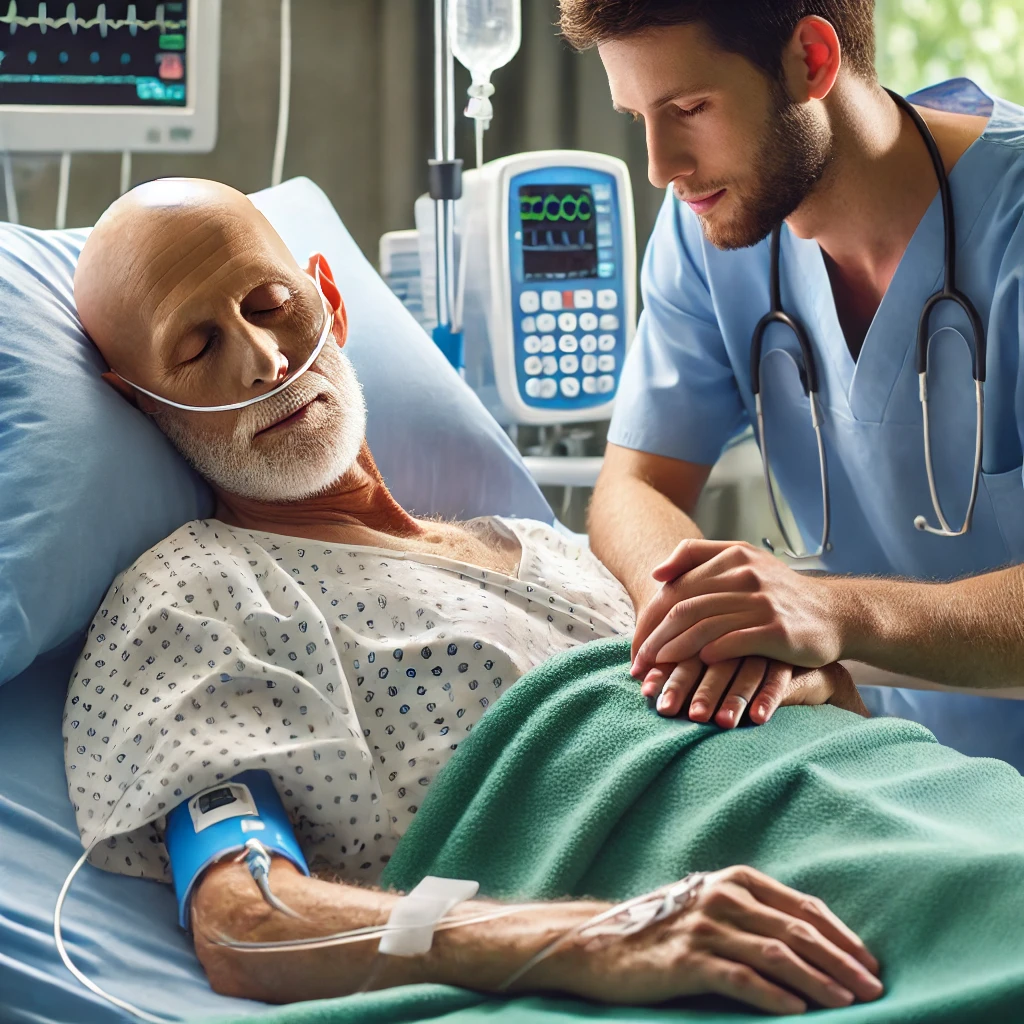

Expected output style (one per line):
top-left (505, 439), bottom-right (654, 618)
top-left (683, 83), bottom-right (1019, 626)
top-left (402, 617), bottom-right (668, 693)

top-left (567, 865), bottom-right (883, 1013)
top-left (642, 659), bottom-right (867, 727)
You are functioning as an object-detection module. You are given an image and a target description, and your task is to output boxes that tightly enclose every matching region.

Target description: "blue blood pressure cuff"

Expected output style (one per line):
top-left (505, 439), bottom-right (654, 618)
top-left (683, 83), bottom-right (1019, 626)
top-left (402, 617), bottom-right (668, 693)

top-left (164, 770), bottom-right (309, 929)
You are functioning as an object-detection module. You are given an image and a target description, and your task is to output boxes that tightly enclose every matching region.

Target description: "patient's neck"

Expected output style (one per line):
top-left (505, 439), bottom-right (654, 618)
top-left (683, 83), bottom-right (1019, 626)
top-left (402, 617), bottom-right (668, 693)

top-left (212, 444), bottom-right (425, 544)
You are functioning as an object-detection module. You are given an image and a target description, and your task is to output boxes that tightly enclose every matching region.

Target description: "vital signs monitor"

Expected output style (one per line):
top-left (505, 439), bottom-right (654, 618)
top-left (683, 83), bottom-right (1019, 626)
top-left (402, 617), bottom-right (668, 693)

top-left (458, 151), bottom-right (636, 425)
top-left (0, 0), bottom-right (220, 152)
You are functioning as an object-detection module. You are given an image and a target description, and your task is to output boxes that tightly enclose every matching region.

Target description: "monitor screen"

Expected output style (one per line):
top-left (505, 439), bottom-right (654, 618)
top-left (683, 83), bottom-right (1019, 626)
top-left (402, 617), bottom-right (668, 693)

top-left (0, 1), bottom-right (188, 108)
top-left (519, 184), bottom-right (597, 281)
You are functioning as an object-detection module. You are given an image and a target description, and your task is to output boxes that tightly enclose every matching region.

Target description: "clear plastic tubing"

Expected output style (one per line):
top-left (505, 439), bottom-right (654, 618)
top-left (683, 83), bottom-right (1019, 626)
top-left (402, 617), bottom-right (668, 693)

top-left (449, 0), bottom-right (521, 167)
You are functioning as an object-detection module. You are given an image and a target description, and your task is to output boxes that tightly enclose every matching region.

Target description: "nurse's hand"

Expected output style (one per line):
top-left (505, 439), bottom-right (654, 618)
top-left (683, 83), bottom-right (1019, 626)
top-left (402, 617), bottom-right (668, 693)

top-left (642, 659), bottom-right (865, 726)
top-left (631, 540), bottom-right (846, 678)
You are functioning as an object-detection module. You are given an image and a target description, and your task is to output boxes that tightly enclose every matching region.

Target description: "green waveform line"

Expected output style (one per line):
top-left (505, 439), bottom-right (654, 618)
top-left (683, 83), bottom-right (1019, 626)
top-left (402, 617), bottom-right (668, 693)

top-left (0, 3), bottom-right (185, 34)
top-left (521, 193), bottom-right (594, 223)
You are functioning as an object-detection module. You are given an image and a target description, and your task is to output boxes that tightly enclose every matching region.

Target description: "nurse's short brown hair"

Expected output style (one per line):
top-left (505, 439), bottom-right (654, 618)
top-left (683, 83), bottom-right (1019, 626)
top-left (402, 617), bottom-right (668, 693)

top-left (558, 0), bottom-right (877, 82)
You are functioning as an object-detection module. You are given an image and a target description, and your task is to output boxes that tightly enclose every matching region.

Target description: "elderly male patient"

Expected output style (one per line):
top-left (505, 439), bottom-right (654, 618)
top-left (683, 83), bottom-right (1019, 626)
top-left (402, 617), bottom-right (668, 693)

top-left (63, 179), bottom-right (880, 1015)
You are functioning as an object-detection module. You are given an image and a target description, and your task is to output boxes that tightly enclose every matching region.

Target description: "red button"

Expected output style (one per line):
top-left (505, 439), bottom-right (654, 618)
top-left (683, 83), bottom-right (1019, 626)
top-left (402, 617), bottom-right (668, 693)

top-left (562, 290), bottom-right (574, 309)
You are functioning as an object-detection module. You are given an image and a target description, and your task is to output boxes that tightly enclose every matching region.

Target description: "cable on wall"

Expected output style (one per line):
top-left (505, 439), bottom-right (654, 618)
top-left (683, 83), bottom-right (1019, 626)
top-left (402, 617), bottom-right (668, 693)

top-left (270, 0), bottom-right (292, 187)
top-left (120, 150), bottom-right (132, 195)
top-left (55, 150), bottom-right (71, 230)
top-left (2, 153), bottom-right (18, 224)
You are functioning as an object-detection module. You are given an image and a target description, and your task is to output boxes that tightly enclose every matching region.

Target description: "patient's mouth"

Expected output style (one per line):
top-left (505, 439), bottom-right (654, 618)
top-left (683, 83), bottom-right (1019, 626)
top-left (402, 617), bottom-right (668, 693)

top-left (255, 396), bottom-right (322, 436)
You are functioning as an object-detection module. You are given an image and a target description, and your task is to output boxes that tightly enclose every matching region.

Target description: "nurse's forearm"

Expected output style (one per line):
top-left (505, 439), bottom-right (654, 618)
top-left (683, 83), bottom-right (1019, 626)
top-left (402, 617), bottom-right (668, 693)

top-left (589, 473), bottom-right (702, 612)
top-left (839, 565), bottom-right (1024, 688)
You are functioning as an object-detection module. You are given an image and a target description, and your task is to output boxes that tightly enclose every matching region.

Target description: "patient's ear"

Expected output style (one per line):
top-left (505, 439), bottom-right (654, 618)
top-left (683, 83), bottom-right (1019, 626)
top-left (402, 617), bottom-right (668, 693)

top-left (306, 252), bottom-right (349, 348)
top-left (101, 370), bottom-right (141, 407)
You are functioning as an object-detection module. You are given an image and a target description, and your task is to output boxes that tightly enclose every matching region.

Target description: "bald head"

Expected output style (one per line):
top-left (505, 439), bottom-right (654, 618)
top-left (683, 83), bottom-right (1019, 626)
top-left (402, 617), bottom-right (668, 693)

top-left (75, 178), bottom-right (306, 382)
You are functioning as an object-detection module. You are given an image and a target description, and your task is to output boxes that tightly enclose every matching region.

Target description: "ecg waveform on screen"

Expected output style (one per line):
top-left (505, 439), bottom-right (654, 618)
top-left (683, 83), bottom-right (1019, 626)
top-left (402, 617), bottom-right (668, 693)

top-left (0, 3), bottom-right (185, 36)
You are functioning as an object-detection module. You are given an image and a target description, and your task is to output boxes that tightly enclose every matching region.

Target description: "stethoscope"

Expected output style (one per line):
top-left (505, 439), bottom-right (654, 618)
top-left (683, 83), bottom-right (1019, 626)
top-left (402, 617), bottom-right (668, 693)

top-left (751, 89), bottom-right (987, 561)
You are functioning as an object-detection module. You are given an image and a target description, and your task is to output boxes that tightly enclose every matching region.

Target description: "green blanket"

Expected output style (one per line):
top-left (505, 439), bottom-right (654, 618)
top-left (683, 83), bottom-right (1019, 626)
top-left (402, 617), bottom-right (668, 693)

top-left (212, 638), bottom-right (1024, 1024)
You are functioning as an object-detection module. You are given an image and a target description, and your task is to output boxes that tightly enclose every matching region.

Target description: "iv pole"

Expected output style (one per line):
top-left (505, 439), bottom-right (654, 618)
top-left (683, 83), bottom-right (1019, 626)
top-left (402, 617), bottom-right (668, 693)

top-left (430, 0), bottom-right (464, 372)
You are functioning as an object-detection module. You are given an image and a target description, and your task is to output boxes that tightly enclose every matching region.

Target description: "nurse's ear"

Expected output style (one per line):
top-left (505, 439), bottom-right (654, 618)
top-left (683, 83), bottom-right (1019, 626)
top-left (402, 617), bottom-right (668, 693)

top-left (784, 16), bottom-right (841, 103)
top-left (305, 252), bottom-right (349, 350)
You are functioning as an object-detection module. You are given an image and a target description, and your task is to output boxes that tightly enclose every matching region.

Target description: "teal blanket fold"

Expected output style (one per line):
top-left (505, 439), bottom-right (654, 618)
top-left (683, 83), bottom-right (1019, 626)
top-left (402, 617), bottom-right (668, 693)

top-left (211, 638), bottom-right (1024, 1024)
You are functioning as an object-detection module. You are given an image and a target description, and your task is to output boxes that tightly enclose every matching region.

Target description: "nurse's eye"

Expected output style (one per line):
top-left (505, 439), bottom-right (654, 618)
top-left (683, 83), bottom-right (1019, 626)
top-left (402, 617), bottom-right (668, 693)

top-left (675, 101), bottom-right (707, 120)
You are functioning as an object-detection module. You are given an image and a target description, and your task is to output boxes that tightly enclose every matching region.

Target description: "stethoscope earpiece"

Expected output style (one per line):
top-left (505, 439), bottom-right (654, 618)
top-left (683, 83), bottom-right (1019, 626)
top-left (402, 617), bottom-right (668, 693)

top-left (913, 516), bottom-right (928, 532)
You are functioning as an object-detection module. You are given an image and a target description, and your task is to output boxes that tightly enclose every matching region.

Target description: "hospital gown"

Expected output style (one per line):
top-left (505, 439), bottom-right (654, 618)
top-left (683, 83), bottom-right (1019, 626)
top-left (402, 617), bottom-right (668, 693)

top-left (62, 517), bottom-right (635, 884)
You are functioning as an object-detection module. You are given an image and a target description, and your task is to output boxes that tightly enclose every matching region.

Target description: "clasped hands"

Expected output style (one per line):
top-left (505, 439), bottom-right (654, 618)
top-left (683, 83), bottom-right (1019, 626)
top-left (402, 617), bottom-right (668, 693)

top-left (631, 539), bottom-right (864, 726)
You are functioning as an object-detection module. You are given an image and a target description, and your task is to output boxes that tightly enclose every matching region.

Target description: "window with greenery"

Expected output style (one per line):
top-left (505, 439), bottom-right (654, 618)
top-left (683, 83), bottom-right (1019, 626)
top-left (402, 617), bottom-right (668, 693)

top-left (876, 0), bottom-right (1024, 102)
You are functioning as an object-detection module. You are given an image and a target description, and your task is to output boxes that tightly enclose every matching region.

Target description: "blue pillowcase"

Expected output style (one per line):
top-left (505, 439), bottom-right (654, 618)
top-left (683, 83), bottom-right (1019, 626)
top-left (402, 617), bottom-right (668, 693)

top-left (0, 176), bottom-right (552, 686)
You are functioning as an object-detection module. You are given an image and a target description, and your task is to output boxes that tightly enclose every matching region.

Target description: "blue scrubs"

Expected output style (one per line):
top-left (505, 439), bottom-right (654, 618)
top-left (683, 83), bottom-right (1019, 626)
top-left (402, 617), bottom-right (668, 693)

top-left (610, 79), bottom-right (1024, 764)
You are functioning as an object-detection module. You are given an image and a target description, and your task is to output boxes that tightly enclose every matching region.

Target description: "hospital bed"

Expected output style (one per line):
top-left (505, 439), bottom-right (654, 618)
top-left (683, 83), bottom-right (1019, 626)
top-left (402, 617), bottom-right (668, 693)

top-left (1, 177), bottom-right (1021, 1024)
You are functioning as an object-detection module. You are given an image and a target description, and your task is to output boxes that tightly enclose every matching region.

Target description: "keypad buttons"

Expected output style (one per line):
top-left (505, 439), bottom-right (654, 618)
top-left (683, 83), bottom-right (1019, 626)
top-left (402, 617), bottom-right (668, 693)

top-left (521, 316), bottom-right (537, 334)
top-left (559, 335), bottom-right (579, 353)
top-left (558, 312), bottom-right (578, 333)
top-left (560, 376), bottom-right (581, 398)
top-left (541, 291), bottom-right (563, 311)
top-left (524, 355), bottom-right (543, 376)
top-left (598, 354), bottom-right (616, 372)
top-left (525, 377), bottom-right (543, 398)
top-left (599, 314), bottom-right (620, 331)
top-left (536, 313), bottom-right (557, 333)
top-left (580, 334), bottom-right (598, 353)
top-left (560, 353), bottom-right (580, 374)
top-left (574, 289), bottom-right (594, 309)
top-left (582, 375), bottom-right (599, 394)
top-left (541, 355), bottom-right (558, 376)
top-left (540, 335), bottom-right (557, 353)
top-left (581, 354), bottom-right (598, 374)
top-left (597, 289), bottom-right (618, 310)
top-left (578, 312), bottom-right (599, 332)
top-left (539, 377), bottom-right (558, 399)
top-left (523, 334), bottom-right (542, 354)
top-left (520, 291), bottom-right (540, 313)
top-left (598, 334), bottom-right (616, 351)
top-left (598, 374), bottom-right (615, 393)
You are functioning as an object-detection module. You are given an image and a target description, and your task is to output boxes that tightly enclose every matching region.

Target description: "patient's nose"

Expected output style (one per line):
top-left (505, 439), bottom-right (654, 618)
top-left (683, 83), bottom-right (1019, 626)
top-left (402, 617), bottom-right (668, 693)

top-left (241, 329), bottom-right (289, 391)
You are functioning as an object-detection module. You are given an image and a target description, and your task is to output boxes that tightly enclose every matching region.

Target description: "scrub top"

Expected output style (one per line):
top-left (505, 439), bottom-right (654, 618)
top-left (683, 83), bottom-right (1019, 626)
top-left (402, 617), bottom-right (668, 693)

top-left (610, 79), bottom-right (1024, 759)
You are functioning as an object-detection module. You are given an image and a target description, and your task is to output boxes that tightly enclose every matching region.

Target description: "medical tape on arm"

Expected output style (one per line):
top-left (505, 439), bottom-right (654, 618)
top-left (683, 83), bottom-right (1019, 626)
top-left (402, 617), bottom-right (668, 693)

top-left (378, 876), bottom-right (480, 956)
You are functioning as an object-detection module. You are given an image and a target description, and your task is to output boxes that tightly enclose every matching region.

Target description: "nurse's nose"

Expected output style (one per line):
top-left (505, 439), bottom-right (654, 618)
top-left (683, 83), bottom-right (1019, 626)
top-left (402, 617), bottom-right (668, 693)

top-left (646, 119), bottom-right (698, 191)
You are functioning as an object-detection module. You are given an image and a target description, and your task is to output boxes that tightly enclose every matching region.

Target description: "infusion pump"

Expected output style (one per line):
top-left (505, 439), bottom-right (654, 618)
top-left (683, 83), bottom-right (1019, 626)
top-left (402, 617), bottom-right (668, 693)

top-left (410, 151), bottom-right (637, 426)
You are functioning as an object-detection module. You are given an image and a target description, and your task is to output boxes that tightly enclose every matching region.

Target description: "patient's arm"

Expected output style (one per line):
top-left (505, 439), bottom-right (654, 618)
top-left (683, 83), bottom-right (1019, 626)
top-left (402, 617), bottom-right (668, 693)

top-left (193, 857), bottom-right (882, 1014)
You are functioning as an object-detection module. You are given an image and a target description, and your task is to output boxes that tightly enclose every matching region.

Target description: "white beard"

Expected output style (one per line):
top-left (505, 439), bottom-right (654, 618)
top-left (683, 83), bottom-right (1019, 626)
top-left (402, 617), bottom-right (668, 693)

top-left (155, 340), bottom-right (367, 503)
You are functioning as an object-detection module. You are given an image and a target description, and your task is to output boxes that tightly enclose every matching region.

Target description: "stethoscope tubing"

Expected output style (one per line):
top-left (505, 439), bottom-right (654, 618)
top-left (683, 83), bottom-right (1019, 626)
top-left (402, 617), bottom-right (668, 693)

top-left (751, 89), bottom-right (987, 558)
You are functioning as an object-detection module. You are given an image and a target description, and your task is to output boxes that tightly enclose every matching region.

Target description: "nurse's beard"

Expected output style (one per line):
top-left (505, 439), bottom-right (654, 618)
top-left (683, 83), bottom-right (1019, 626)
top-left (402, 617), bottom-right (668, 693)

top-left (700, 81), bottom-right (834, 251)
top-left (153, 340), bottom-right (368, 503)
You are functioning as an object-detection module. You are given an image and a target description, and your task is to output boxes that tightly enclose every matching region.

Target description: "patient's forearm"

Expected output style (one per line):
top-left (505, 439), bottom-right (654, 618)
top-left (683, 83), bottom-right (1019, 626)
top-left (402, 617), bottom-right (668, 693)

top-left (192, 856), bottom-right (599, 1003)
top-left (589, 474), bottom-right (702, 613)
top-left (840, 564), bottom-right (1024, 689)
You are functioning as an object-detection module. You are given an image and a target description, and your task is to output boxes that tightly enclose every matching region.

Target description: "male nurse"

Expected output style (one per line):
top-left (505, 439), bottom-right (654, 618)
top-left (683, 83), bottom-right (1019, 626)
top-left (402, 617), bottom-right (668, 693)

top-left (562, 0), bottom-right (1024, 757)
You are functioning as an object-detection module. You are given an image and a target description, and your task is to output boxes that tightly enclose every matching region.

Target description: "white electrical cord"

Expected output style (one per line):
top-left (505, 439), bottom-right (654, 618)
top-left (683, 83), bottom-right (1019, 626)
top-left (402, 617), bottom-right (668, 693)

top-left (55, 849), bottom-right (179, 1024)
top-left (55, 150), bottom-right (71, 229)
top-left (270, 0), bottom-right (292, 187)
top-left (120, 150), bottom-right (132, 195)
top-left (2, 153), bottom-right (19, 224)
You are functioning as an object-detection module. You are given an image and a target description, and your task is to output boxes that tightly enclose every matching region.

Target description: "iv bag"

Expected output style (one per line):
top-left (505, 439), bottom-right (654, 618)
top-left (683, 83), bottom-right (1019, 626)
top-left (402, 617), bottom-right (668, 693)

top-left (449, 0), bottom-right (521, 84)
top-left (450, 0), bottom-right (521, 166)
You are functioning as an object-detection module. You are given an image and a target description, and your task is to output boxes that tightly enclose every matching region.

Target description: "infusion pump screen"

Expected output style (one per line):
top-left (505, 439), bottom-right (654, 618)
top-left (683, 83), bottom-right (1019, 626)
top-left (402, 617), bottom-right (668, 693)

top-left (0, 1), bottom-right (188, 107)
top-left (519, 185), bottom-right (597, 281)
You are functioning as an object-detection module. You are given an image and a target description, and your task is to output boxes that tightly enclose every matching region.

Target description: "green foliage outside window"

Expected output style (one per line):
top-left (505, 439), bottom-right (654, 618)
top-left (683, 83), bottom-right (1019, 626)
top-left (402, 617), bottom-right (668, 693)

top-left (876, 0), bottom-right (1024, 102)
